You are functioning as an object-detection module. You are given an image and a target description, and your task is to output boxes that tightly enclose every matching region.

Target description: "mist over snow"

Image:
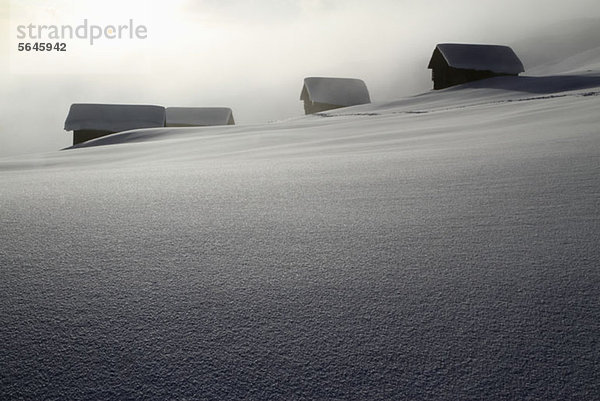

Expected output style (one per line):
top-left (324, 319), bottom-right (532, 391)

top-left (2, 0), bottom-right (600, 156)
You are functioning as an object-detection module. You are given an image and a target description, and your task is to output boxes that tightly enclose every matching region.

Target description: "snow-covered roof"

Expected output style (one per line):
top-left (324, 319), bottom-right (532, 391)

top-left (300, 77), bottom-right (371, 106)
top-left (64, 104), bottom-right (165, 133)
top-left (429, 43), bottom-right (524, 74)
top-left (165, 107), bottom-right (234, 127)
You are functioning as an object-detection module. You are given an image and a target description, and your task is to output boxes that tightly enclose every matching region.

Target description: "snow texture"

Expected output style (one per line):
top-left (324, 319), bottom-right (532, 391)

top-left (431, 43), bottom-right (525, 74)
top-left (1, 50), bottom-right (600, 401)
top-left (64, 103), bottom-right (166, 132)
top-left (166, 107), bottom-right (234, 127)
top-left (301, 77), bottom-right (371, 106)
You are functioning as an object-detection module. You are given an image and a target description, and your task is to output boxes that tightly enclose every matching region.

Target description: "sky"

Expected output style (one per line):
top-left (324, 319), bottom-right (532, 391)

top-left (1, 0), bottom-right (600, 156)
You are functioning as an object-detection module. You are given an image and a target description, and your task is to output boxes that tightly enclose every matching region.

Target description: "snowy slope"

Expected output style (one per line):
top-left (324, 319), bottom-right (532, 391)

top-left (526, 46), bottom-right (600, 75)
top-left (1, 53), bottom-right (600, 400)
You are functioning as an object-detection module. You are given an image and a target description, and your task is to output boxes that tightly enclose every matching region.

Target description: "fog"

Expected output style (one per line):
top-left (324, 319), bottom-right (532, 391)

top-left (2, 0), bottom-right (600, 156)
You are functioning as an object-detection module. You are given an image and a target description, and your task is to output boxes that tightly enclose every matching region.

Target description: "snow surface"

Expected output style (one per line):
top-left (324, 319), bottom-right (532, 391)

top-left (301, 77), bottom-right (371, 106)
top-left (431, 43), bottom-right (525, 74)
top-left (166, 107), bottom-right (234, 127)
top-left (1, 53), bottom-right (600, 400)
top-left (526, 46), bottom-right (600, 75)
top-left (64, 103), bottom-right (166, 133)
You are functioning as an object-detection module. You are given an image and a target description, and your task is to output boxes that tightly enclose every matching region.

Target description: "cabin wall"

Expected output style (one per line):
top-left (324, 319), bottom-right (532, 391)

top-left (432, 63), bottom-right (514, 90)
top-left (73, 129), bottom-right (113, 145)
top-left (431, 63), bottom-right (449, 90)
top-left (303, 101), bottom-right (343, 115)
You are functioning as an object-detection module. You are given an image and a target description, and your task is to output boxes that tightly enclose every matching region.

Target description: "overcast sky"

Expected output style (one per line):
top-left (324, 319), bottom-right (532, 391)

top-left (2, 0), bottom-right (600, 156)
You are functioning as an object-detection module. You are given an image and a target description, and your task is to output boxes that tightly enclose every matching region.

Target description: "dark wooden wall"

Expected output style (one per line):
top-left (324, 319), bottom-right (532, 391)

top-left (303, 101), bottom-right (345, 115)
top-left (430, 58), bottom-right (516, 90)
top-left (73, 130), bottom-right (113, 145)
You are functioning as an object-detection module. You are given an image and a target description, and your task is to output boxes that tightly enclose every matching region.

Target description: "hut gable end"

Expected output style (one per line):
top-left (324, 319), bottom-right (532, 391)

top-left (300, 77), bottom-right (371, 115)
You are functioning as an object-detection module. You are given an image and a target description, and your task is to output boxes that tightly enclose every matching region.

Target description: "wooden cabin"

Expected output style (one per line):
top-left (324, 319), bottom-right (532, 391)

top-left (427, 43), bottom-right (524, 90)
top-left (300, 77), bottom-right (371, 114)
top-left (165, 107), bottom-right (235, 127)
top-left (64, 104), bottom-right (166, 145)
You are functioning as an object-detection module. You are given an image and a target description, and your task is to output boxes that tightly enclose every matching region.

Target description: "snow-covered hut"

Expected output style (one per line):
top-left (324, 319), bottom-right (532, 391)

top-left (64, 103), bottom-right (166, 145)
top-left (427, 43), bottom-right (524, 90)
top-left (165, 107), bottom-right (235, 127)
top-left (300, 77), bottom-right (371, 114)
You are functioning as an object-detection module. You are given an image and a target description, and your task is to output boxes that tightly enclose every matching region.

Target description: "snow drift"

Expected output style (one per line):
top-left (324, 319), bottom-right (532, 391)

top-left (1, 47), bottom-right (599, 400)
